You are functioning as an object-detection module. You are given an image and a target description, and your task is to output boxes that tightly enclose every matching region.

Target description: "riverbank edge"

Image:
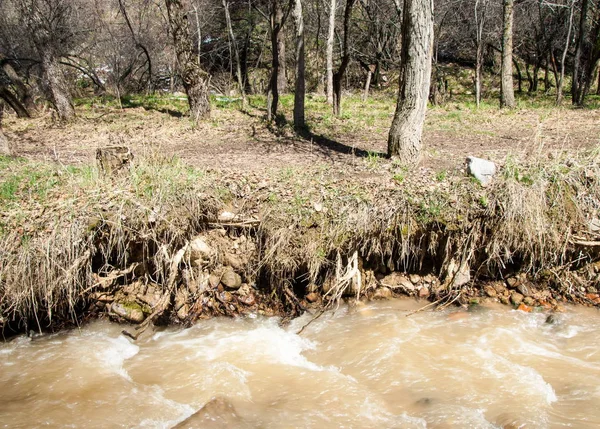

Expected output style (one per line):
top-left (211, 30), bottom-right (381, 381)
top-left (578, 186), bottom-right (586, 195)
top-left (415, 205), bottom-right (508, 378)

top-left (1, 151), bottom-right (599, 338)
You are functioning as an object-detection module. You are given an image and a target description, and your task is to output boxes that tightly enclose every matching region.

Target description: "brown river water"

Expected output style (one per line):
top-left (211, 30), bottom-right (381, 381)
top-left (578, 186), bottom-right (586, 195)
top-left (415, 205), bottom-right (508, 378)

top-left (1, 300), bottom-right (599, 428)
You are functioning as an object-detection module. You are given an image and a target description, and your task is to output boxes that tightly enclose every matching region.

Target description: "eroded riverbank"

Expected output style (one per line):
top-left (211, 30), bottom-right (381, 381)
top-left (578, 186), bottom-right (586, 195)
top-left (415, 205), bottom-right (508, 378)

top-left (1, 300), bottom-right (599, 428)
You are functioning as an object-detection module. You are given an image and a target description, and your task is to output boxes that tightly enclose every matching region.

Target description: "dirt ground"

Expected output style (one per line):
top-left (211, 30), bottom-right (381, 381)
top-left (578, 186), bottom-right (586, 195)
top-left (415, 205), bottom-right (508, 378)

top-left (3, 94), bottom-right (599, 180)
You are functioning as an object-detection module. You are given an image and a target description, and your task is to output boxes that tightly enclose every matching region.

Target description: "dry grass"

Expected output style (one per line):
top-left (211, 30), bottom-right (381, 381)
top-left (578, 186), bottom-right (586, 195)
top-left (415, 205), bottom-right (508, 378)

top-left (1, 93), bottom-right (599, 332)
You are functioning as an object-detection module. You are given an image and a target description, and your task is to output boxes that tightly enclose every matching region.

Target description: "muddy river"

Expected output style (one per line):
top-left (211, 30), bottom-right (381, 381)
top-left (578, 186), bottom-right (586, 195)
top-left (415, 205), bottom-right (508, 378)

top-left (1, 300), bottom-right (599, 428)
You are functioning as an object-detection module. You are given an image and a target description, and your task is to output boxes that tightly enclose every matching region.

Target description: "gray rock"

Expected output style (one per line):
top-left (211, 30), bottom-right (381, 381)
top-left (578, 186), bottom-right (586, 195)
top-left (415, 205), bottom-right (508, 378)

top-left (484, 285), bottom-right (497, 298)
top-left (510, 292), bottom-right (524, 306)
top-left (466, 156), bottom-right (496, 185)
top-left (523, 296), bottom-right (535, 306)
top-left (372, 287), bottom-right (392, 300)
top-left (175, 290), bottom-right (189, 320)
top-left (381, 272), bottom-right (415, 292)
top-left (409, 274), bottom-right (421, 285)
top-left (109, 302), bottom-right (145, 323)
top-left (221, 269), bottom-right (242, 290)
top-left (224, 253), bottom-right (244, 271)
top-left (189, 237), bottom-right (213, 262)
top-left (418, 287), bottom-right (430, 298)
top-left (517, 283), bottom-right (532, 297)
top-left (173, 397), bottom-right (247, 429)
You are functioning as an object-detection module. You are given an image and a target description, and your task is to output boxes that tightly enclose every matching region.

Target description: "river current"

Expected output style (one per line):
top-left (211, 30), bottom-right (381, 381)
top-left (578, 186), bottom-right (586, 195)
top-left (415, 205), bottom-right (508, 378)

top-left (1, 300), bottom-right (599, 428)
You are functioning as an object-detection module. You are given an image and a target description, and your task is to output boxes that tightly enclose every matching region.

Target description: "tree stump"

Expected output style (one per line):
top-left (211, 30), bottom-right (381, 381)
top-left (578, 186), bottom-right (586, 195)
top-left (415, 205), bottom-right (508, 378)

top-left (96, 146), bottom-right (133, 175)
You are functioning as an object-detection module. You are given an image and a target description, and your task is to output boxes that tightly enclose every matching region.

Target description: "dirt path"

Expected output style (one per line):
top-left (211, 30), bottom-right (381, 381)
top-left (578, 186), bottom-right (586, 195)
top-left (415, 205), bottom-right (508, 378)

top-left (3, 97), bottom-right (599, 179)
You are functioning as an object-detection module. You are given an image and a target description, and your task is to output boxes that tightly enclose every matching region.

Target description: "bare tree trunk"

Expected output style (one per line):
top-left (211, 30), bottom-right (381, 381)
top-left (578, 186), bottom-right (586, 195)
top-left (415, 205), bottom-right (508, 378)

top-left (597, 67), bottom-right (600, 95)
top-left (572, 0), bottom-right (589, 104)
top-left (544, 53), bottom-right (551, 94)
top-left (474, 0), bottom-right (487, 108)
top-left (41, 50), bottom-right (75, 120)
top-left (500, 0), bottom-right (516, 108)
top-left (363, 69), bottom-right (372, 102)
top-left (332, 0), bottom-right (355, 116)
top-left (293, 0), bottom-right (305, 128)
top-left (267, 0), bottom-right (285, 121)
top-left (118, 0), bottom-right (153, 92)
top-left (278, 28), bottom-right (287, 93)
top-left (165, 0), bottom-right (211, 123)
top-left (1, 58), bottom-right (35, 113)
top-left (193, 5), bottom-right (202, 65)
top-left (223, 0), bottom-right (247, 107)
top-left (578, 7), bottom-right (600, 104)
top-left (557, 0), bottom-right (575, 105)
top-left (326, 0), bottom-right (336, 104)
top-left (513, 58), bottom-right (522, 93)
top-left (0, 86), bottom-right (30, 118)
top-left (387, 0), bottom-right (434, 163)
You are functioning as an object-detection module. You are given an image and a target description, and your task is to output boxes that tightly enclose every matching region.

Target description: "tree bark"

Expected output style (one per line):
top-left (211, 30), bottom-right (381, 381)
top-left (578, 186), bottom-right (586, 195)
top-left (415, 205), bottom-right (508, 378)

top-left (266, 0), bottom-right (285, 121)
top-left (513, 58), bottom-right (522, 93)
top-left (293, 0), bottom-right (305, 129)
top-left (223, 0), bottom-right (247, 107)
top-left (1, 58), bottom-right (35, 113)
top-left (278, 27), bottom-right (287, 93)
top-left (474, 0), bottom-right (488, 108)
top-left (326, 0), bottom-right (336, 104)
top-left (557, 0), bottom-right (575, 105)
top-left (0, 86), bottom-right (30, 118)
top-left (332, 0), bottom-right (355, 116)
top-left (572, 0), bottom-right (589, 104)
top-left (165, 0), bottom-right (211, 123)
top-left (41, 49), bottom-right (75, 120)
top-left (500, 0), bottom-right (515, 108)
top-left (577, 6), bottom-right (600, 104)
top-left (387, 0), bottom-right (434, 163)
top-left (363, 69), bottom-right (372, 102)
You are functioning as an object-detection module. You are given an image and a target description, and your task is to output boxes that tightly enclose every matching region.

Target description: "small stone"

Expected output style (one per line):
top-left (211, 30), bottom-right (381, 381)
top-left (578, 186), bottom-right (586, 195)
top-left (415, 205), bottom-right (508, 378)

top-left (224, 253), bottom-right (244, 270)
top-left (492, 281), bottom-right (507, 294)
top-left (189, 236), bottom-right (213, 261)
top-left (306, 292), bottom-right (319, 303)
top-left (545, 314), bottom-right (558, 324)
top-left (422, 274), bottom-right (436, 284)
top-left (466, 156), bottom-right (496, 185)
top-left (409, 274), bottom-right (421, 285)
top-left (218, 291), bottom-right (233, 303)
top-left (510, 292), bottom-right (524, 306)
top-left (238, 293), bottom-right (255, 306)
top-left (500, 295), bottom-right (510, 305)
top-left (91, 292), bottom-right (115, 303)
top-left (587, 286), bottom-right (598, 293)
top-left (484, 285), bottom-right (497, 298)
top-left (517, 303), bottom-right (532, 312)
top-left (381, 273), bottom-right (415, 292)
top-left (372, 287), bottom-right (392, 300)
top-left (218, 211), bottom-right (236, 222)
top-left (109, 302), bottom-right (145, 323)
top-left (523, 296), bottom-right (535, 306)
top-left (209, 273), bottom-right (221, 288)
top-left (517, 283), bottom-right (532, 297)
top-left (585, 293), bottom-right (599, 301)
top-left (221, 269), bottom-right (242, 290)
top-left (418, 287), bottom-right (430, 298)
top-left (506, 277), bottom-right (519, 289)
top-left (177, 303), bottom-right (189, 320)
